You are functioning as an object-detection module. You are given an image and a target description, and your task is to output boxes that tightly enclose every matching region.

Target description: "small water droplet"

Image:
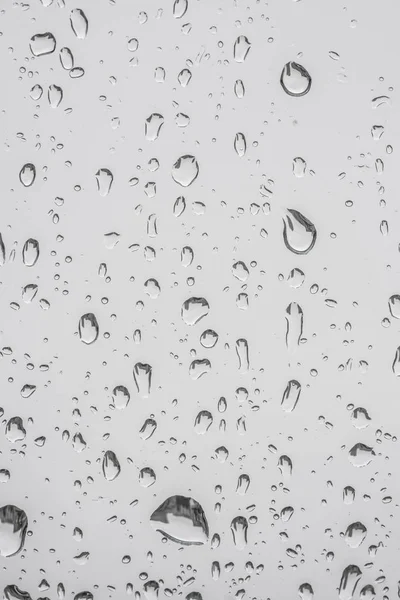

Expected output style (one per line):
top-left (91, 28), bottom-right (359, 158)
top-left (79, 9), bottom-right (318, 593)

top-left (281, 62), bottom-right (312, 96)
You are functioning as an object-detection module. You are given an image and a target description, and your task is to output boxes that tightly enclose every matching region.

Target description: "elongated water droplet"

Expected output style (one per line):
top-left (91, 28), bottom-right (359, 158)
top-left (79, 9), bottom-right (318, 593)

top-left (234, 133), bottom-right (246, 157)
top-left (344, 522), bottom-right (367, 548)
top-left (172, 155), bottom-right (199, 187)
top-left (145, 113), bottom-right (164, 141)
top-left (133, 362), bottom-right (152, 396)
top-left (174, 196), bottom-right (186, 216)
top-left (19, 164), bottom-right (36, 187)
top-left (236, 338), bottom-right (249, 373)
top-left (281, 506), bottom-right (294, 522)
top-left (233, 35), bottom-right (251, 62)
top-left (70, 9), bottom-right (88, 39)
top-left (139, 418), bottom-right (157, 440)
top-left (231, 516), bottom-right (248, 549)
top-left (59, 47), bottom-right (74, 70)
top-left (22, 284), bottom-right (38, 303)
top-left (150, 495), bottom-right (209, 545)
top-left (343, 486), bottom-right (355, 504)
top-left (283, 209), bottom-right (317, 254)
top-left (348, 443), bottom-right (375, 467)
top-left (95, 168), bottom-right (113, 197)
top-left (278, 455), bottom-right (292, 476)
top-left (388, 294), bottom-right (400, 318)
top-left (236, 474), bottom-right (250, 495)
top-left (281, 62), bottom-right (312, 96)
top-left (339, 565), bottom-right (362, 600)
top-left (194, 410), bottom-right (213, 434)
top-left (48, 85), bottom-right (63, 108)
top-left (285, 302), bottom-right (303, 351)
top-left (234, 79), bottom-right (245, 98)
top-left (112, 385), bottom-right (130, 409)
top-left (173, 0), bottom-right (188, 18)
top-left (181, 246), bottom-right (194, 267)
top-left (293, 156), bottom-right (307, 177)
top-left (30, 32), bottom-right (56, 56)
top-left (102, 450), bottom-right (121, 481)
top-left (281, 379), bottom-right (301, 413)
top-left (393, 346), bottom-right (400, 376)
top-left (181, 297), bottom-right (209, 325)
top-left (78, 313), bottom-right (99, 344)
top-left (0, 505), bottom-right (28, 557)
top-left (22, 239), bottom-right (39, 266)
top-left (287, 268), bottom-right (305, 288)
top-left (178, 68), bottom-right (192, 87)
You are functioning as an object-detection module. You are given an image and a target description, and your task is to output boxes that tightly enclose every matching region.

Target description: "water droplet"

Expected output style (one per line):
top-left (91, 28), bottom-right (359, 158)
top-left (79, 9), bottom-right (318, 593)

top-left (359, 585), bottom-right (375, 599)
top-left (283, 209), bottom-right (317, 254)
top-left (236, 474), bottom-right (250, 495)
top-left (348, 443), bottom-right (375, 467)
top-left (133, 362), bottom-right (152, 396)
top-left (287, 268), bottom-right (305, 288)
top-left (4, 586), bottom-right (32, 600)
top-left (388, 294), bottom-right (400, 318)
top-left (30, 32), bottom-right (56, 56)
top-left (0, 505), bottom-right (28, 557)
top-left (6, 417), bottom-right (26, 442)
top-left (343, 486), bottom-right (355, 504)
top-left (200, 329), bottom-right (218, 348)
top-left (174, 196), bottom-right (186, 216)
top-left (102, 450), bottom-right (121, 481)
top-left (234, 79), bottom-right (245, 98)
top-left (173, 0), bottom-right (188, 18)
top-left (236, 338), bottom-right (249, 373)
top-left (233, 36), bottom-right (251, 62)
top-left (278, 455), bottom-right (293, 476)
top-left (172, 155), bottom-right (199, 187)
top-left (280, 62), bottom-right (312, 96)
top-left (281, 506), bottom-right (294, 522)
top-left (70, 9), bottom-right (88, 39)
top-left (78, 313), bottom-right (99, 345)
top-left (351, 407), bottom-right (371, 429)
top-left (178, 68), bottom-right (192, 87)
top-left (234, 132), bottom-right (247, 157)
top-left (22, 239), bottom-right (39, 266)
top-left (231, 516), bottom-right (248, 549)
top-left (21, 384), bottom-right (36, 398)
top-left (194, 410), bottom-right (213, 434)
top-left (298, 583), bottom-right (314, 600)
top-left (143, 581), bottom-right (159, 600)
top-left (339, 565), bottom-right (362, 600)
top-left (281, 380), bottom-right (301, 413)
top-left (145, 113), bottom-right (164, 141)
top-left (112, 385), bottom-right (130, 409)
top-left (285, 302), bottom-right (303, 351)
top-left (181, 297), bottom-right (210, 325)
top-left (344, 522), bottom-right (367, 548)
top-left (95, 168), bottom-right (113, 196)
top-left (22, 284), bottom-right (38, 303)
top-left (150, 495), bottom-right (209, 545)
top-left (30, 84), bottom-right (43, 100)
top-left (189, 358), bottom-right (211, 379)
top-left (59, 47), bottom-right (74, 70)
top-left (139, 418), bottom-right (157, 440)
top-left (48, 84), bottom-right (63, 108)
top-left (232, 261), bottom-right (249, 281)
top-left (392, 346), bottom-right (400, 376)
top-left (144, 278), bottom-right (161, 299)
top-left (293, 157), bottom-right (307, 177)
top-left (19, 163), bottom-right (36, 187)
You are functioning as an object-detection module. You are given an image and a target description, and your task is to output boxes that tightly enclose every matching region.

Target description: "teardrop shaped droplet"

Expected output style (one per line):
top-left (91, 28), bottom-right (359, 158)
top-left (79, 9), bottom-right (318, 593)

top-left (344, 522), bottom-right (367, 548)
top-left (102, 450), bottom-right (121, 481)
top-left (19, 163), bottom-right (36, 187)
top-left (339, 564), bottom-right (362, 600)
top-left (194, 410), bottom-right (213, 434)
top-left (234, 132), bottom-right (247, 157)
top-left (78, 313), bottom-right (99, 345)
top-left (145, 113), bottom-right (164, 141)
top-left (133, 362), bottom-right (152, 396)
top-left (233, 35), bottom-right (251, 62)
top-left (70, 8), bottom-right (88, 39)
top-left (150, 495), bottom-right (209, 545)
top-left (283, 209), bottom-right (317, 254)
top-left (280, 62), bottom-right (312, 97)
top-left (0, 505), bottom-right (28, 557)
top-left (172, 155), bottom-right (199, 187)
top-left (30, 32), bottom-right (56, 56)
top-left (278, 455), bottom-right (293, 476)
top-left (22, 238), bottom-right (39, 266)
top-left (95, 168), bottom-right (113, 197)
top-left (281, 380), bottom-right (301, 413)
top-left (348, 443), bottom-right (375, 467)
top-left (230, 516), bottom-right (248, 549)
top-left (181, 297), bottom-right (210, 325)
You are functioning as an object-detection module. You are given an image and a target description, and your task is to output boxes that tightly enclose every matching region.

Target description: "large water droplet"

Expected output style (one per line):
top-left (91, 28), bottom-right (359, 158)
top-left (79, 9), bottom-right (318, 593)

top-left (194, 410), bottom-right (213, 434)
top-left (30, 32), bottom-right (56, 56)
top-left (70, 9), bottom-right (88, 39)
top-left (200, 329), bottom-right (218, 348)
top-left (145, 113), bottom-right (164, 141)
top-left (96, 168), bottom-right (113, 196)
top-left (48, 84), bottom-right (63, 108)
top-left (281, 380), bottom-right (301, 413)
top-left (6, 417), bottom-right (26, 442)
top-left (236, 338), bottom-right (249, 373)
top-left (359, 585), bottom-right (375, 599)
top-left (139, 418), bottom-right (157, 440)
top-left (344, 522), bottom-right (367, 548)
top-left (59, 47), bottom-right (74, 70)
top-left (172, 155), bottom-right (199, 187)
top-left (348, 443), bottom-right (375, 467)
top-left (293, 156), bottom-right (307, 177)
top-left (19, 164), bottom-right (36, 187)
top-left (233, 35), bottom-right (251, 62)
top-left (150, 495), bottom-right (209, 545)
top-left (231, 516), bottom-right (248, 549)
top-left (0, 505), bottom-right (28, 557)
top-left (133, 362), bottom-right (152, 396)
top-left (78, 313), bottom-right (99, 344)
top-left (232, 261), bottom-right (249, 281)
top-left (281, 62), bottom-right (312, 97)
top-left (351, 407), bottom-right (371, 429)
top-left (298, 583), bottom-right (314, 599)
top-left (189, 358), bottom-right (211, 379)
top-left (139, 467), bottom-right (156, 487)
top-left (236, 474), bottom-right (250, 495)
top-left (22, 239), bottom-right (39, 266)
top-left (283, 209), bottom-right (317, 254)
top-left (4, 586), bottom-right (32, 600)
top-left (112, 385), bottom-right (130, 410)
top-left (181, 297), bottom-right (209, 325)
top-left (339, 565), bottom-right (362, 600)
top-left (102, 450), bottom-right (121, 481)
top-left (278, 455), bottom-right (292, 476)
top-left (285, 302), bottom-right (303, 351)
top-left (173, 0), bottom-right (188, 18)
top-left (234, 132), bottom-right (247, 157)
top-left (388, 294), bottom-right (400, 318)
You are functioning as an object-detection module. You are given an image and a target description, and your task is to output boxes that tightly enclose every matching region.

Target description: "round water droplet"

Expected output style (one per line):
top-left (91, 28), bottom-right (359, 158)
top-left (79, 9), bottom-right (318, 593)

top-left (30, 32), bottom-right (56, 56)
top-left (234, 132), bottom-right (247, 157)
top-left (30, 84), bottom-right (43, 100)
top-left (112, 385), bottom-right (130, 409)
top-left (59, 47), bottom-right (74, 70)
top-left (344, 522), bottom-right (367, 548)
top-left (181, 297), bottom-right (209, 325)
top-left (70, 8), bottom-right (88, 39)
top-left (78, 313), bottom-right (99, 344)
top-left (19, 163), bottom-right (36, 187)
top-left (200, 329), bottom-right (218, 348)
top-left (280, 62), bottom-right (312, 97)
top-left (172, 155), bottom-right (199, 187)
top-left (283, 209), bottom-right (317, 254)
top-left (0, 505), bottom-right (28, 557)
top-left (150, 495), bottom-right (209, 545)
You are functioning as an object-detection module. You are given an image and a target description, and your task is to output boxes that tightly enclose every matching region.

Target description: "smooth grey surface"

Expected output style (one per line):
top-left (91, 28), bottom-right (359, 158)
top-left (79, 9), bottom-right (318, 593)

top-left (0, 0), bottom-right (399, 598)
